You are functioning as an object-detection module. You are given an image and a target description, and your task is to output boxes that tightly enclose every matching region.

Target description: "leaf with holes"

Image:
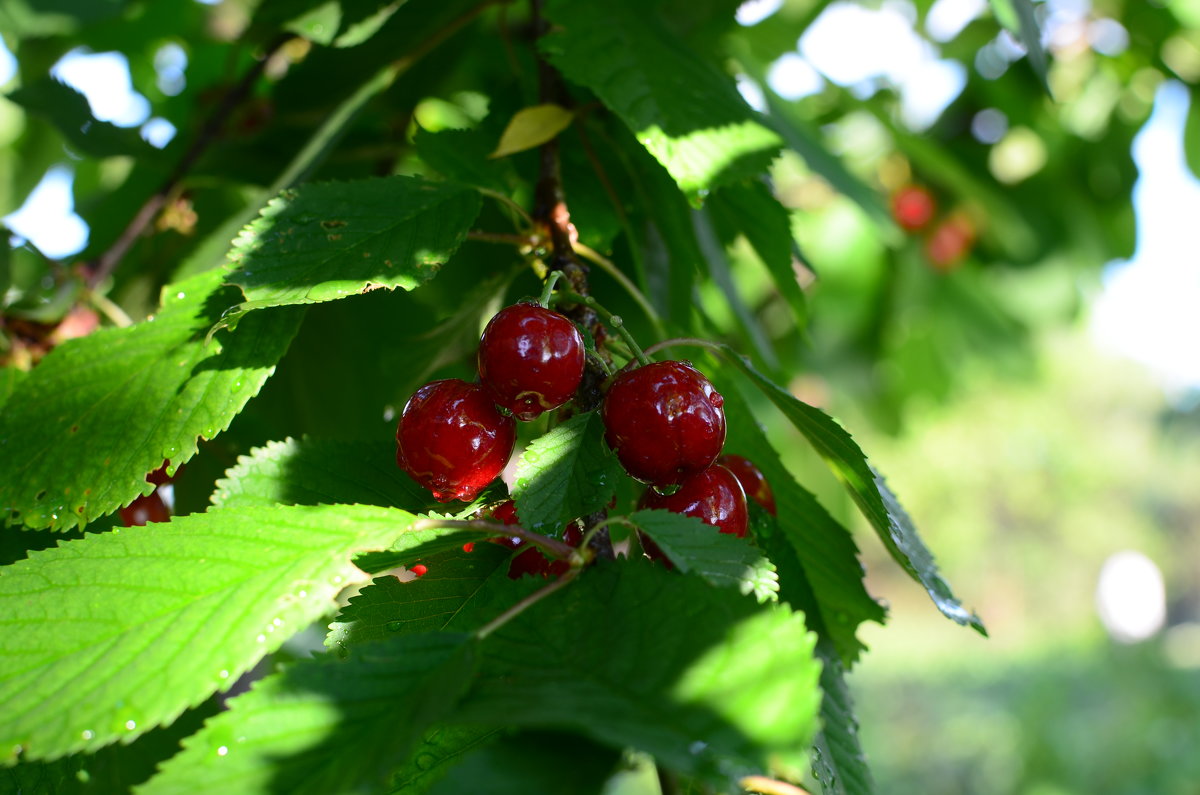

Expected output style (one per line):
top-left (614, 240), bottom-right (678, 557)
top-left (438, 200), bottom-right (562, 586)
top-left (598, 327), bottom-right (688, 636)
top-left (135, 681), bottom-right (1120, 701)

top-left (223, 176), bottom-right (481, 319)
top-left (0, 268), bottom-right (302, 531)
top-left (0, 503), bottom-right (446, 763)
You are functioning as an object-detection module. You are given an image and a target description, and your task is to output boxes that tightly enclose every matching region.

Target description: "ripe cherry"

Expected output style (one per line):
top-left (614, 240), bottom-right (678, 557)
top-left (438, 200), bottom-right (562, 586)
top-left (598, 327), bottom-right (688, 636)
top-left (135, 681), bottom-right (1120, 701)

top-left (640, 464), bottom-right (749, 539)
top-left (601, 360), bottom-right (725, 486)
top-left (891, 185), bottom-right (936, 232)
top-left (925, 213), bottom-right (975, 272)
top-left (717, 454), bottom-right (776, 516)
top-left (120, 491), bottom-right (171, 526)
top-left (477, 303), bottom-right (585, 421)
top-left (395, 379), bottom-right (516, 502)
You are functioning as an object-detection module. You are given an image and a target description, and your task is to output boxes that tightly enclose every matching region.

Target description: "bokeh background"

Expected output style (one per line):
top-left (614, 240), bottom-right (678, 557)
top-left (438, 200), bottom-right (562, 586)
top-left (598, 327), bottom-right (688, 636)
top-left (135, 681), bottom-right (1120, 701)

top-left (2, 0), bottom-right (1198, 792)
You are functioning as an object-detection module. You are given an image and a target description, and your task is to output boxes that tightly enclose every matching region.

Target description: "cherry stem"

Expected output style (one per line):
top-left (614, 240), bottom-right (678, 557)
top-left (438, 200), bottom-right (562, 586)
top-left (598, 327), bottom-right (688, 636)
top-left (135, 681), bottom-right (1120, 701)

top-left (475, 565), bottom-right (580, 640)
top-left (467, 230), bottom-right (535, 247)
top-left (578, 515), bottom-right (632, 551)
top-left (642, 336), bottom-right (724, 360)
top-left (477, 187), bottom-right (534, 228)
top-left (410, 518), bottom-right (574, 560)
top-left (572, 242), bottom-right (667, 340)
top-left (539, 270), bottom-right (565, 308)
top-left (555, 288), bottom-right (652, 367)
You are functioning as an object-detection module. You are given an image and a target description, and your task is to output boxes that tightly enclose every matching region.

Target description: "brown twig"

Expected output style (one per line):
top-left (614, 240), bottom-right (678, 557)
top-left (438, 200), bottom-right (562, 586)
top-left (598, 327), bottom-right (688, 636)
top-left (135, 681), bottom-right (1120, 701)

top-left (84, 33), bottom-right (295, 289)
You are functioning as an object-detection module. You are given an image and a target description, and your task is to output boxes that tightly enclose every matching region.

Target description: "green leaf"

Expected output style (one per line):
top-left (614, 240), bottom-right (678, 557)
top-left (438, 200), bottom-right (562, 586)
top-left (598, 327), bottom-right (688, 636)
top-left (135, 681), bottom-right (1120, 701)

top-left (174, 61), bottom-right (407, 281)
top-left (211, 437), bottom-right (432, 511)
top-left (712, 371), bottom-right (883, 665)
top-left (253, 0), bottom-right (402, 47)
top-left (511, 411), bottom-right (622, 534)
top-left (810, 639), bottom-right (874, 795)
top-left (138, 633), bottom-right (477, 795)
top-left (0, 366), bottom-right (25, 414)
top-left (8, 78), bottom-right (157, 159)
top-left (707, 180), bottom-right (808, 335)
top-left (328, 542), bottom-right (524, 652)
top-left (0, 503), bottom-right (420, 764)
top-left (761, 91), bottom-right (898, 239)
top-left (988, 0), bottom-right (1050, 89)
top-left (490, 104), bottom-right (575, 158)
top-left (426, 730), bottom-right (621, 795)
top-left (223, 176), bottom-right (482, 318)
top-left (415, 126), bottom-right (516, 193)
top-left (350, 512), bottom-right (515, 574)
top-left (541, 0), bottom-right (781, 198)
top-left (715, 345), bottom-right (985, 635)
top-left (0, 268), bottom-right (302, 531)
top-left (455, 561), bottom-right (822, 784)
top-left (1185, 86), bottom-right (1200, 180)
top-left (390, 725), bottom-right (504, 793)
top-left (626, 509), bottom-right (778, 601)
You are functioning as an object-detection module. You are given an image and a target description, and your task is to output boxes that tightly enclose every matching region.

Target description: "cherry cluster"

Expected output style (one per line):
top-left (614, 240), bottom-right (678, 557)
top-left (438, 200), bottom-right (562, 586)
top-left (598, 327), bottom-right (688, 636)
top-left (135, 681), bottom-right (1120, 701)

top-left (394, 295), bottom-right (777, 577)
top-left (890, 184), bottom-right (977, 272)
top-left (395, 301), bottom-right (586, 503)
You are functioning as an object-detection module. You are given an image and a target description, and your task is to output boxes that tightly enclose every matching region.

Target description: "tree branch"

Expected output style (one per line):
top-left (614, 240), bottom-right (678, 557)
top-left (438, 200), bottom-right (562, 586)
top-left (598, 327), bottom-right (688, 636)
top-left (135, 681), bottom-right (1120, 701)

top-left (84, 34), bottom-right (295, 289)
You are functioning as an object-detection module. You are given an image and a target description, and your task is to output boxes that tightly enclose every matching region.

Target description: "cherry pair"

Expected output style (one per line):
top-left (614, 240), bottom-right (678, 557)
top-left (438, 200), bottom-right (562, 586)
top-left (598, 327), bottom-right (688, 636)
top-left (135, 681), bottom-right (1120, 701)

top-left (395, 303), bottom-right (585, 502)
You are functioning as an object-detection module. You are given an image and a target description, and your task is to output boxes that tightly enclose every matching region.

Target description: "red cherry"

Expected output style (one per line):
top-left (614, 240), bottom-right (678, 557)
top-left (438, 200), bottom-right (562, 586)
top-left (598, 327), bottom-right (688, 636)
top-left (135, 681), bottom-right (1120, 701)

top-left (891, 185), bottom-right (936, 232)
top-left (601, 361), bottom-right (726, 486)
top-left (395, 379), bottom-right (516, 502)
top-left (478, 303), bottom-right (585, 421)
top-left (924, 213), bottom-right (975, 272)
top-left (120, 491), bottom-right (171, 526)
top-left (640, 464), bottom-right (749, 539)
top-left (717, 454), bottom-right (776, 516)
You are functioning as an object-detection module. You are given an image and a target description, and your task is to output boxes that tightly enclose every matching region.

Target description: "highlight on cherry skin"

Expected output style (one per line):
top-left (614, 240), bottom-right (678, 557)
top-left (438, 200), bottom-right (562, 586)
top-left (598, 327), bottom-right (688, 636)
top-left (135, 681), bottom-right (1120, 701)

top-left (601, 360), bottom-right (726, 486)
top-left (395, 378), bottom-right (516, 502)
top-left (477, 302), bottom-right (585, 421)
top-left (717, 454), bottom-right (776, 516)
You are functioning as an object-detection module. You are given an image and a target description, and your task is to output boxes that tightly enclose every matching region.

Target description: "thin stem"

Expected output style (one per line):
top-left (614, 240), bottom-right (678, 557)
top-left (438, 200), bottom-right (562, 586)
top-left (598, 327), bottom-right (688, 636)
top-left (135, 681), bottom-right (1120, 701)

top-left (467, 230), bottom-right (536, 247)
top-left (573, 242), bottom-right (667, 340)
top-left (475, 566), bottom-right (579, 639)
top-left (86, 291), bottom-right (132, 328)
top-left (642, 336), bottom-right (723, 359)
top-left (556, 289), bottom-right (651, 366)
top-left (478, 187), bottom-right (534, 228)
top-left (410, 518), bottom-right (574, 560)
top-left (739, 776), bottom-right (812, 795)
top-left (85, 33), bottom-right (295, 288)
top-left (578, 515), bottom-right (633, 552)
top-left (539, 269), bottom-right (566, 308)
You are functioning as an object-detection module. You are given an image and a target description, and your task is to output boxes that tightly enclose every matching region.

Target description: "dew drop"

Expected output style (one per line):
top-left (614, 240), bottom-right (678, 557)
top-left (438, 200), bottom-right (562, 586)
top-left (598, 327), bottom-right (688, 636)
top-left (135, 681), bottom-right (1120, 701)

top-left (76, 769), bottom-right (91, 784)
top-left (219, 670), bottom-right (230, 679)
top-left (331, 575), bottom-right (343, 585)
top-left (273, 617), bottom-right (283, 627)
top-left (230, 380), bottom-right (244, 393)
top-left (256, 634), bottom-right (266, 643)
top-left (124, 720), bottom-right (137, 731)
top-left (525, 451), bottom-right (541, 464)
top-left (81, 730), bottom-right (94, 740)
top-left (414, 752), bottom-right (438, 771)
top-left (176, 291), bottom-right (186, 300)
top-left (297, 589), bottom-right (308, 598)
top-left (386, 621), bottom-right (405, 632)
top-left (217, 746), bottom-right (229, 757)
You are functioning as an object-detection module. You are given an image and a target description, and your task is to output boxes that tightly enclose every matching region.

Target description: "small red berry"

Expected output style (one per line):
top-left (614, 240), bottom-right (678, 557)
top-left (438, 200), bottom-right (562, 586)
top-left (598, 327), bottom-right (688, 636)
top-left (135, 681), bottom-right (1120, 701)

top-left (891, 185), bottom-right (936, 232)
top-left (478, 303), bottom-right (585, 421)
top-left (410, 564), bottom-right (428, 577)
top-left (717, 454), bottom-right (776, 516)
top-left (120, 491), bottom-right (171, 526)
top-left (924, 213), bottom-right (975, 272)
top-left (601, 361), bottom-right (726, 486)
top-left (640, 464), bottom-right (749, 539)
top-left (395, 379), bottom-right (516, 503)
